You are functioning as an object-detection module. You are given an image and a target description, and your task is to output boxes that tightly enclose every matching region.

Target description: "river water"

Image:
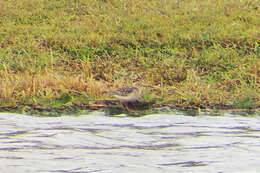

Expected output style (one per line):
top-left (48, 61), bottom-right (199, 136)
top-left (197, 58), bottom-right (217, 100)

top-left (0, 111), bottom-right (260, 173)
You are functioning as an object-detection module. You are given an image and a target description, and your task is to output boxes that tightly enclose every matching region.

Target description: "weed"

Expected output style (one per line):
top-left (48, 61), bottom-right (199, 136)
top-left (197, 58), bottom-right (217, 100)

top-left (0, 0), bottom-right (259, 111)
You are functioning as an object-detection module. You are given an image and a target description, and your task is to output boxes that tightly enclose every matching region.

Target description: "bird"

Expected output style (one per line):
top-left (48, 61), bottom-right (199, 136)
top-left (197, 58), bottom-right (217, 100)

top-left (105, 85), bottom-right (144, 111)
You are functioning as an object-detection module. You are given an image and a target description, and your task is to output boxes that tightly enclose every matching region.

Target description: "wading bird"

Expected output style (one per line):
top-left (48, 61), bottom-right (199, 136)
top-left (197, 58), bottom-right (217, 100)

top-left (106, 85), bottom-right (144, 111)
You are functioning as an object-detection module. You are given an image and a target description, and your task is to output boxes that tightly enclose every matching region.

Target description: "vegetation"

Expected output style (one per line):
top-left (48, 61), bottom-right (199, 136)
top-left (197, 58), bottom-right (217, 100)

top-left (0, 0), bottom-right (259, 114)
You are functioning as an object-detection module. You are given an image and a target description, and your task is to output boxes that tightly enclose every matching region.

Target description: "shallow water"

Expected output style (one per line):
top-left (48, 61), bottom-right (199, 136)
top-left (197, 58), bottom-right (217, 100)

top-left (0, 112), bottom-right (260, 173)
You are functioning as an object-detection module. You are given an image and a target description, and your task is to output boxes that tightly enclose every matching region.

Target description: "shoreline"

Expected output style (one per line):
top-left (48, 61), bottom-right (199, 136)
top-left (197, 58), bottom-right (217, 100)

top-left (1, 100), bottom-right (259, 116)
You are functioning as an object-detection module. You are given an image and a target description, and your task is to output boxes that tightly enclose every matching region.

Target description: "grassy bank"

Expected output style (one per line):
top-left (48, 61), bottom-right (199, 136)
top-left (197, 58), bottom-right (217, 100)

top-left (0, 0), bottom-right (259, 114)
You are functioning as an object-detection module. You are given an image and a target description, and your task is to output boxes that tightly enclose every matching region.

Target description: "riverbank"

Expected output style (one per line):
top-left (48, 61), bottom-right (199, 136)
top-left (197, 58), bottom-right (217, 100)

top-left (0, 0), bottom-right (259, 115)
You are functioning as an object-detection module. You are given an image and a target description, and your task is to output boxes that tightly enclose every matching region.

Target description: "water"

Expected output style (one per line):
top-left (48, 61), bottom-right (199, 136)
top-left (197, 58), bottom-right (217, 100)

top-left (0, 112), bottom-right (260, 173)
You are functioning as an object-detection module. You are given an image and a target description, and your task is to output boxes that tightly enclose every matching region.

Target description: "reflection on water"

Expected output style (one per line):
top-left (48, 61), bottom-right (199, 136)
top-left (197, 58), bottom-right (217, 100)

top-left (0, 112), bottom-right (260, 173)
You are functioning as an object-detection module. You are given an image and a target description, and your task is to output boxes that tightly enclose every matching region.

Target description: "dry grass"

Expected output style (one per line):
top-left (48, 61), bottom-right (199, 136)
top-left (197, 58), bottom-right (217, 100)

top-left (0, 0), bottom-right (259, 111)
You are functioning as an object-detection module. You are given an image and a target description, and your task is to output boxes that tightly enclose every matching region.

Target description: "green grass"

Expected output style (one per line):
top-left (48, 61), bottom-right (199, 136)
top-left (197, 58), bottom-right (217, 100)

top-left (0, 0), bottom-right (259, 112)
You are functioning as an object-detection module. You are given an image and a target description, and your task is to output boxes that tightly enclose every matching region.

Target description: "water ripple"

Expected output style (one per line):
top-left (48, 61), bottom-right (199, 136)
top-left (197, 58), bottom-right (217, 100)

top-left (0, 113), bottom-right (260, 173)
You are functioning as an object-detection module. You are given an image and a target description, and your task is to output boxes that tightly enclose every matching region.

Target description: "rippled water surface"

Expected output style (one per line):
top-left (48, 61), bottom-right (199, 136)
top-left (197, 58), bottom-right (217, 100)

top-left (0, 112), bottom-right (260, 173)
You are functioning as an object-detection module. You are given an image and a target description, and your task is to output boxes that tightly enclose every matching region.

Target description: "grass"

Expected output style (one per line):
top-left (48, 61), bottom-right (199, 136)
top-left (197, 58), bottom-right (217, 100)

top-left (0, 0), bottom-right (259, 113)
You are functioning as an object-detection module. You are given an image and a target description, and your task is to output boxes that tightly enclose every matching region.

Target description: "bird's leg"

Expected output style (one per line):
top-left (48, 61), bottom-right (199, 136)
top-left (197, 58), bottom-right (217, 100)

top-left (121, 102), bottom-right (132, 112)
